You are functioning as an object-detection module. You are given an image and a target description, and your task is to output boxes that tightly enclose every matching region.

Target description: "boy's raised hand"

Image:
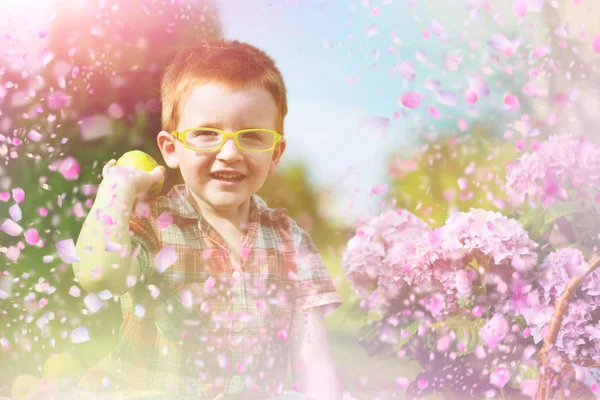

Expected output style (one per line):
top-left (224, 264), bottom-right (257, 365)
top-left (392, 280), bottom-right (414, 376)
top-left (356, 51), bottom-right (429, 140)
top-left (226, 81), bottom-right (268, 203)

top-left (102, 158), bottom-right (165, 199)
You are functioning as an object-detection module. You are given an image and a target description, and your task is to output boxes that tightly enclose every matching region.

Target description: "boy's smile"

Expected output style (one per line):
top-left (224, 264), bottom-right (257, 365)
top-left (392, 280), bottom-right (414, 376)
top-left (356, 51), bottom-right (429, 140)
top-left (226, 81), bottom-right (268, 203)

top-left (158, 82), bottom-right (286, 223)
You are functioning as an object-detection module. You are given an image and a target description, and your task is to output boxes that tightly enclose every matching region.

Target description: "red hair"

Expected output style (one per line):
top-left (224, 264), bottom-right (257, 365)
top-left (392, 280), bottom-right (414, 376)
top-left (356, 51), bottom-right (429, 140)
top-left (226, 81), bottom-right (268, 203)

top-left (161, 40), bottom-right (288, 134)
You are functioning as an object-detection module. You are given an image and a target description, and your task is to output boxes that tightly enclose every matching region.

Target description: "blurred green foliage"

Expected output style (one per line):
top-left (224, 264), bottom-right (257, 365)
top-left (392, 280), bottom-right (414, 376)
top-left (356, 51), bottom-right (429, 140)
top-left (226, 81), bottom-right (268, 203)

top-left (387, 123), bottom-right (517, 227)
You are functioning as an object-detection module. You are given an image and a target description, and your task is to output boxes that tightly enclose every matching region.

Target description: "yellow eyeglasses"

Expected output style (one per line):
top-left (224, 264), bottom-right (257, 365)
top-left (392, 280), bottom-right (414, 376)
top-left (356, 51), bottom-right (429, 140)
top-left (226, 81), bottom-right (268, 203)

top-left (171, 128), bottom-right (283, 152)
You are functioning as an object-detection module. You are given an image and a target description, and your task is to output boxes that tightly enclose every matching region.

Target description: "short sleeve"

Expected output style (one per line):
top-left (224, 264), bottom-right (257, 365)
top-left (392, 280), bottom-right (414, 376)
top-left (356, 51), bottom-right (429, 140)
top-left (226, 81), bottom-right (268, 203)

top-left (129, 200), bottom-right (159, 281)
top-left (293, 226), bottom-right (343, 315)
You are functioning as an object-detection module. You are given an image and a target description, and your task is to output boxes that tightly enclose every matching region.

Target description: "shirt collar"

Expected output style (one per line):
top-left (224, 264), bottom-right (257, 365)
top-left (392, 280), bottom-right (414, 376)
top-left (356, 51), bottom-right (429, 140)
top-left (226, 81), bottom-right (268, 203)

top-left (164, 184), bottom-right (268, 220)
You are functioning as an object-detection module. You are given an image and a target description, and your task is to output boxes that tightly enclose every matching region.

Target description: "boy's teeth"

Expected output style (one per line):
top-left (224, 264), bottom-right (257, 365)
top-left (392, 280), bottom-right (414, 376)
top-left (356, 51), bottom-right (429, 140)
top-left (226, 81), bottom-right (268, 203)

top-left (213, 173), bottom-right (244, 179)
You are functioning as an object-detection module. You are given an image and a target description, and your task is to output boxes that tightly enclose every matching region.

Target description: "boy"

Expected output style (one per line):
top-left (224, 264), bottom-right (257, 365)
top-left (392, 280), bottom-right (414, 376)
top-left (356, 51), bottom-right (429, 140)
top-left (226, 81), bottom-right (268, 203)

top-left (72, 40), bottom-right (343, 400)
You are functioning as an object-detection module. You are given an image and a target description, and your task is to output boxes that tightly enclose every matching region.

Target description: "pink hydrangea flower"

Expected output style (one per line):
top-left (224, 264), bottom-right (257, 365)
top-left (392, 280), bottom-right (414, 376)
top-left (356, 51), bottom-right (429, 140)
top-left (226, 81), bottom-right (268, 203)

top-left (506, 134), bottom-right (600, 207)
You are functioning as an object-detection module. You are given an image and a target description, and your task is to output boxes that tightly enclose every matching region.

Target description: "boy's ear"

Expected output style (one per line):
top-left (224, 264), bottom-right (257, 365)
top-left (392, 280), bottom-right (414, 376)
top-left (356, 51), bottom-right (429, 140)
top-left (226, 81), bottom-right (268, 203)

top-left (157, 131), bottom-right (180, 169)
top-left (269, 138), bottom-right (286, 174)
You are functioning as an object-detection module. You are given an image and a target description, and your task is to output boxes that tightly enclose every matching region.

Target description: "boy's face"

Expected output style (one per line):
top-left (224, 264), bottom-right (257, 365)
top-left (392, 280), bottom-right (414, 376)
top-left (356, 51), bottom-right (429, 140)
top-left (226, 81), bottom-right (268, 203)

top-left (157, 82), bottom-right (285, 215)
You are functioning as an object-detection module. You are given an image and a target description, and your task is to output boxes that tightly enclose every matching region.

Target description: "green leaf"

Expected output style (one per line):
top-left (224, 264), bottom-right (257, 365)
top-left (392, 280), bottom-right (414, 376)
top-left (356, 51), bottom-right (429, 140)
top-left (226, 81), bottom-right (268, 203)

top-left (431, 315), bottom-right (486, 356)
top-left (518, 209), bottom-right (547, 238)
top-left (393, 320), bottom-right (420, 350)
top-left (544, 201), bottom-right (587, 227)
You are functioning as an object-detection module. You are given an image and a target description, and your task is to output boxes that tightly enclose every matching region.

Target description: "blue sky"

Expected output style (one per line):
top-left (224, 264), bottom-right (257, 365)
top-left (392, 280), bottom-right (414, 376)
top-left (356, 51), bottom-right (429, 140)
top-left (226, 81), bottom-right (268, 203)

top-left (217, 0), bottom-right (516, 221)
top-left (1, 0), bottom-right (524, 221)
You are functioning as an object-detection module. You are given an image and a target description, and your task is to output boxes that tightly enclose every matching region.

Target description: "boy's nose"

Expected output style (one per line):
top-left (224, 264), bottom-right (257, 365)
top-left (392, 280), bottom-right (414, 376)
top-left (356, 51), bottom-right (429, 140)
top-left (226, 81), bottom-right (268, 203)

top-left (216, 137), bottom-right (243, 161)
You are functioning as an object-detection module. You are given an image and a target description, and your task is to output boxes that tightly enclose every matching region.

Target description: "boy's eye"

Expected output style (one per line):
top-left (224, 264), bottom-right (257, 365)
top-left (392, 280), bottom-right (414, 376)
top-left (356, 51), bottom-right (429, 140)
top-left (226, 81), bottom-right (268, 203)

top-left (240, 130), bottom-right (266, 141)
top-left (188, 129), bottom-right (219, 138)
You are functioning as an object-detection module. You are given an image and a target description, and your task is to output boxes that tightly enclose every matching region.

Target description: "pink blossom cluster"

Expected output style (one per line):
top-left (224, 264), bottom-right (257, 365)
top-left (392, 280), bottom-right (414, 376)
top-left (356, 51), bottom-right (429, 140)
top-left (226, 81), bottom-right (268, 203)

top-left (342, 208), bottom-right (538, 319)
top-left (520, 248), bottom-right (600, 362)
top-left (506, 134), bottom-right (600, 207)
top-left (341, 209), bottom-right (430, 313)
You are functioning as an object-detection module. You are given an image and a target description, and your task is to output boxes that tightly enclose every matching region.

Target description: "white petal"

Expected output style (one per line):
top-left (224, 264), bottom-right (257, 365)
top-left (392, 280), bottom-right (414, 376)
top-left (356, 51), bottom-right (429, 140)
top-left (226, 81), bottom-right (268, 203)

top-left (69, 286), bottom-right (81, 297)
top-left (134, 304), bottom-right (146, 318)
top-left (0, 219), bottom-right (23, 236)
top-left (27, 129), bottom-right (43, 142)
top-left (84, 293), bottom-right (103, 314)
top-left (56, 238), bottom-right (80, 263)
top-left (71, 326), bottom-right (90, 343)
top-left (154, 246), bottom-right (178, 274)
top-left (9, 204), bottom-right (22, 222)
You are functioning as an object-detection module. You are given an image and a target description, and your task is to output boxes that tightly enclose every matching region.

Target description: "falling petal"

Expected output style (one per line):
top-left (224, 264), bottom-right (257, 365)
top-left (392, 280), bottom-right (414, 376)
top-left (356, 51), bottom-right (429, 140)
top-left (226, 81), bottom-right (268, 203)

top-left (107, 103), bottom-right (124, 119)
top-left (490, 365), bottom-right (511, 388)
top-left (216, 354), bottom-right (229, 369)
top-left (467, 74), bottom-right (490, 97)
top-left (69, 286), bottom-right (81, 297)
top-left (58, 157), bottom-right (80, 180)
top-left (593, 35), bottom-right (600, 53)
top-left (1, 219), bottom-right (23, 236)
top-left (5, 246), bottom-right (20, 262)
top-left (521, 380), bottom-right (537, 397)
top-left (27, 129), bottom-right (43, 142)
top-left (458, 118), bottom-right (469, 132)
top-left (504, 93), bottom-right (520, 110)
top-left (24, 228), bottom-right (40, 245)
top-left (423, 78), bottom-right (441, 91)
top-left (71, 326), bottom-right (90, 344)
top-left (84, 294), bottom-right (103, 313)
top-left (513, 0), bottom-right (528, 17)
top-left (369, 184), bottom-right (388, 196)
top-left (8, 204), bottom-right (22, 222)
top-left (444, 55), bottom-right (462, 71)
top-left (427, 105), bottom-right (441, 118)
top-left (436, 90), bottom-right (457, 106)
top-left (365, 24), bottom-right (378, 37)
top-left (400, 91), bottom-right (421, 109)
top-left (277, 329), bottom-right (289, 340)
top-left (487, 33), bottom-right (517, 56)
top-left (397, 61), bottom-right (416, 81)
top-left (157, 212), bottom-right (174, 230)
top-left (134, 304), bottom-right (146, 318)
top-left (181, 289), bottom-right (193, 308)
top-left (465, 91), bottom-right (478, 104)
top-left (56, 238), bottom-right (80, 263)
top-left (205, 276), bottom-right (216, 292)
top-left (12, 188), bottom-right (25, 203)
top-left (41, 49), bottom-right (54, 67)
top-left (105, 241), bottom-right (122, 253)
top-left (140, 2), bottom-right (152, 15)
top-left (527, 0), bottom-right (544, 12)
top-left (154, 246), bottom-right (178, 273)
top-left (47, 91), bottom-right (71, 110)
top-left (356, 116), bottom-right (390, 139)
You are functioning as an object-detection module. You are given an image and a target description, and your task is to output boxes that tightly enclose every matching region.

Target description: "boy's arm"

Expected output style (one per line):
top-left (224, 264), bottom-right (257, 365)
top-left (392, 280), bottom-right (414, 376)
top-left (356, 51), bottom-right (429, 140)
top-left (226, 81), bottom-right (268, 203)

top-left (72, 177), bottom-right (140, 296)
top-left (290, 305), bottom-right (342, 400)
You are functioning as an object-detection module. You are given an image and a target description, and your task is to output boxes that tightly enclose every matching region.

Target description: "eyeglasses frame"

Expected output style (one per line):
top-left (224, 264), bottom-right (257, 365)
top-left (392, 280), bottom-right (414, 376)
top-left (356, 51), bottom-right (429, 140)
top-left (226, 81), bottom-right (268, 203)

top-left (171, 127), bottom-right (283, 152)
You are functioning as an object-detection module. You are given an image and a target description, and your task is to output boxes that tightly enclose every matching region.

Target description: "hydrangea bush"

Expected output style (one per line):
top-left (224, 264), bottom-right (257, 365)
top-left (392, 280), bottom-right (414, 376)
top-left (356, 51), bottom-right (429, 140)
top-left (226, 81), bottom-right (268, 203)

top-left (343, 135), bottom-right (600, 399)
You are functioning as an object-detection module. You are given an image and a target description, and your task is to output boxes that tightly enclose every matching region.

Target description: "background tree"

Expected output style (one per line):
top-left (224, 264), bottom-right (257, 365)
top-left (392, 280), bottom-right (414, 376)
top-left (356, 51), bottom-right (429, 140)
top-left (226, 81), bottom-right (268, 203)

top-left (0, 0), bottom-right (222, 390)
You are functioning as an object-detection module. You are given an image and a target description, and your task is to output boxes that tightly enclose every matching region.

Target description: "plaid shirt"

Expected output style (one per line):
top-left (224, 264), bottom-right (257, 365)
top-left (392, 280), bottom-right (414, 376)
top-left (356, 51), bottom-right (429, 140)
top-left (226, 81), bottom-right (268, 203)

top-left (80, 184), bottom-right (342, 399)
